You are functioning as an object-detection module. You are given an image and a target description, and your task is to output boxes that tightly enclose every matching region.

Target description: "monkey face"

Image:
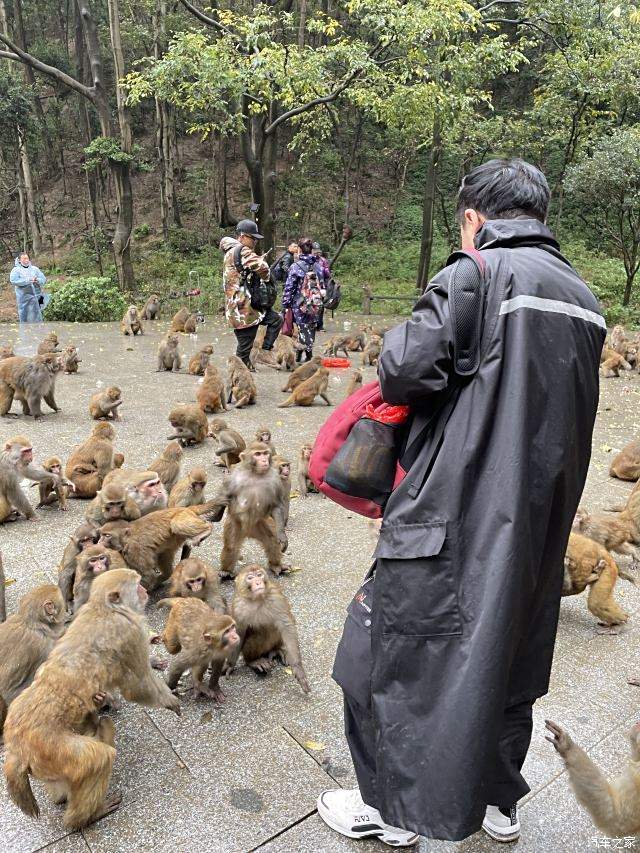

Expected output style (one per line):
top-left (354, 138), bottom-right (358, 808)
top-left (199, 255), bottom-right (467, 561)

top-left (301, 446), bottom-right (312, 460)
top-left (192, 481), bottom-right (206, 492)
top-left (20, 445), bottom-right (34, 464)
top-left (42, 597), bottom-right (64, 623)
top-left (79, 533), bottom-right (98, 549)
top-left (186, 574), bottom-right (206, 592)
top-left (279, 464), bottom-right (290, 479)
top-left (252, 450), bottom-right (271, 472)
top-left (104, 500), bottom-right (125, 520)
top-left (258, 432), bottom-right (270, 443)
top-left (245, 569), bottom-right (266, 595)
top-left (89, 554), bottom-right (110, 575)
top-left (48, 463), bottom-right (61, 475)
top-left (139, 478), bottom-right (165, 506)
top-left (222, 624), bottom-right (240, 648)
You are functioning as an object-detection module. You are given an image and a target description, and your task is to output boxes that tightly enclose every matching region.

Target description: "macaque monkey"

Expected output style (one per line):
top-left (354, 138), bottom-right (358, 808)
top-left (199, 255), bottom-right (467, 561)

top-left (3, 569), bottom-right (181, 830)
top-left (0, 585), bottom-right (66, 732)
top-left (159, 599), bottom-right (239, 701)
top-left (89, 386), bottom-right (123, 421)
top-left (0, 353), bottom-right (60, 418)
top-left (157, 333), bottom-right (182, 372)
top-left (188, 345), bottom-right (214, 376)
top-left (323, 335), bottom-right (351, 358)
top-left (141, 294), bottom-right (160, 321)
top-left (545, 719), bottom-right (640, 837)
top-left (362, 334), bottom-right (382, 367)
top-left (346, 330), bottom-right (366, 351)
top-left (121, 305), bottom-right (143, 336)
top-left (273, 455), bottom-right (291, 528)
top-left (149, 442), bottom-right (182, 492)
top-left (274, 335), bottom-right (296, 371)
top-left (72, 545), bottom-right (125, 612)
top-left (184, 314), bottom-right (197, 334)
top-left (102, 470), bottom-right (168, 516)
top-left (363, 323), bottom-right (390, 339)
top-left (59, 345), bottom-right (81, 374)
top-left (610, 325), bottom-right (638, 365)
top-left (249, 345), bottom-right (279, 370)
top-left (167, 404), bottom-right (208, 447)
top-left (255, 426), bottom-right (276, 455)
top-left (209, 418), bottom-right (246, 469)
top-left (231, 565), bottom-right (309, 694)
top-left (36, 456), bottom-right (72, 510)
top-left (65, 423), bottom-right (120, 498)
top-left (170, 307), bottom-right (190, 333)
top-left (58, 521), bottom-right (99, 605)
top-left (196, 363), bottom-right (227, 413)
top-left (255, 326), bottom-right (267, 348)
top-left (168, 557), bottom-right (226, 613)
top-left (564, 533), bottom-right (629, 628)
top-left (573, 507), bottom-right (640, 570)
top-left (345, 369), bottom-right (363, 397)
top-left (601, 350), bottom-right (632, 378)
top-left (169, 468), bottom-right (207, 508)
top-left (0, 345), bottom-right (15, 359)
top-left (281, 356), bottom-right (322, 392)
top-left (85, 482), bottom-right (142, 525)
top-left (226, 355), bottom-right (257, 408)
top-left (98, 502), bottom-right (224, 590)
top-left (217, 442), bottom-right (288, 577)
top-left (279, 367), bottom-right (331, 407)
top-left (37, 332), bottom-right (60, 354)
top-left (298, 444), bottom-right (317, 497)
top-left (610, 439), bottom-right (640, 481)
top-left (0, 436), bottom-right (61, 522)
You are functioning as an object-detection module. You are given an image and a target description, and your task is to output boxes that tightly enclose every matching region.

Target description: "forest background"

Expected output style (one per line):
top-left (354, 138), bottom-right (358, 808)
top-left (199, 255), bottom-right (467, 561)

top-left (0, 0), bottom-right (639, 323)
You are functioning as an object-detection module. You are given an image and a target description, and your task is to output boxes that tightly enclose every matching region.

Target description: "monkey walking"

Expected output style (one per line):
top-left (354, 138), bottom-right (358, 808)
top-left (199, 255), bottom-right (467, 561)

top-left (564, 533), bottom-right (630, 630)
top-left (546, 719), bottom-right (640, 837)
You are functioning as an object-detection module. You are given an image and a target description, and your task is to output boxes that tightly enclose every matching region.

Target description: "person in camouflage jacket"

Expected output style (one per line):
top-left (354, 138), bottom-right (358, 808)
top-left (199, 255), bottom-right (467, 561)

top-left (220, 220), bottom-right (282, 367)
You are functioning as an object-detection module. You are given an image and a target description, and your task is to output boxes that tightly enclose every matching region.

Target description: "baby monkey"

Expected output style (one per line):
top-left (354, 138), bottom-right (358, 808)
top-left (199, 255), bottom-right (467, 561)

top-left (89, 386), bottom-right (122, 421)
top-left (159, 598), bottom-right (239, 702)
top-left (37, 456), bottom-right (73, 510)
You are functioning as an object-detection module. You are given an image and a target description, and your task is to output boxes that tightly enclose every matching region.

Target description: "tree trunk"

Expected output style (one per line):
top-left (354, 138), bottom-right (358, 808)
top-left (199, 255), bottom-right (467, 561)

top-left (153, 0), bottom-right (180, 236)
top-left (623, 270), bottom-right (634, 307)
top-left (298, 0), bottom-right (307, 47)
top-left (18, 130), bottom-right (42, 255)
top-left (241, 108), bottom-right (277, 252)
top-left (15, 148), bottom-right (28, 251)
top-left (106, 0), bottom-right (135, 288)
top-left (417, 119), bottom-right (442, 292)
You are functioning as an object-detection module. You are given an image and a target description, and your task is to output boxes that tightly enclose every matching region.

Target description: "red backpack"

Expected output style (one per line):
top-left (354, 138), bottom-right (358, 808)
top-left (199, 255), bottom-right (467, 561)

top-left (308, 249), bottom-right (486, 518)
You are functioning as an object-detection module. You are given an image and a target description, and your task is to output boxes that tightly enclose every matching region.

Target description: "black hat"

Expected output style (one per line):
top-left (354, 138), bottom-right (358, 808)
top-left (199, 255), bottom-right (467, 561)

top-left (236, 219), bottom-right (263, 240)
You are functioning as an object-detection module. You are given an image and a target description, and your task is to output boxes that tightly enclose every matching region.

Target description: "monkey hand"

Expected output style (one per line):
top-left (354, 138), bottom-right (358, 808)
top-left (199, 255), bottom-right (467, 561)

top-left (149, 633), bottom-right (163, 645)
top-left (93, 691), bottom-right (107, 707)
top-left (277, 531), bottom-right (289, 552)
top-left (545, 720), bottom-right (573, 756)
top-left (165, 693), bottom-right (182, 716)
top-left (292, 664), bottom-right (311, 695)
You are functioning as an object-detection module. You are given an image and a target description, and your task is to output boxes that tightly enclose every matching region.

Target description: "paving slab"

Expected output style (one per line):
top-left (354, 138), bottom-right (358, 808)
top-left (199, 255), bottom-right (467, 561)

top-left (2, 317), bottom-right (640, 853)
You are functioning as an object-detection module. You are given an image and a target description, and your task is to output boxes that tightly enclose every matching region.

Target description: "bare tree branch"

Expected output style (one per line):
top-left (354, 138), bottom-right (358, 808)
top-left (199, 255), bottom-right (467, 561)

top-left (0, 31), bottom-right (94, 101)
top-left (178, 0), bottom-right (225, 31)
top-left (477, 0), bottom-right (523, 12)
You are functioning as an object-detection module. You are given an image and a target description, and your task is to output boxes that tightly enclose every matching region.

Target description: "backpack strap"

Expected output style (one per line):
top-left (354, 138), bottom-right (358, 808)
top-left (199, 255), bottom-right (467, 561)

top-left (233, 244), bottom-right (244, 275)
top-left (447, 249), bottom-right (486, 377)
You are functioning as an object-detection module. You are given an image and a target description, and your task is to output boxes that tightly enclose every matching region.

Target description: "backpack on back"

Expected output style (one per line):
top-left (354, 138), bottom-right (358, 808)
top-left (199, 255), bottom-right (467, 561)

top-left (323, 276), bottom-right (342, 311)
top-left (295, 261), bottom-right (324, 318)
top-left (233, 244), bottom-right (277, 312)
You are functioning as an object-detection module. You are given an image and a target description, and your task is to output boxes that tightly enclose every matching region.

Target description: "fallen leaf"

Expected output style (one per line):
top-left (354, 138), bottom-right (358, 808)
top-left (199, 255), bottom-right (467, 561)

top-left (3, 577), bottom-right (16, 587)
top-left (303, 740), bottom-right (326, 751)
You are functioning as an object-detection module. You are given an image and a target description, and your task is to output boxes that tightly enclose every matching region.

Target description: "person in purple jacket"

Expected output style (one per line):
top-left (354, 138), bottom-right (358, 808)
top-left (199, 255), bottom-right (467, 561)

top-left (282, 237), bottom-right (330, 362)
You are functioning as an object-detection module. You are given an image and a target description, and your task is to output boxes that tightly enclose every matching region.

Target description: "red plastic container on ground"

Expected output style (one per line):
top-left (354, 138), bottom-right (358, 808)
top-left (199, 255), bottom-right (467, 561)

top-left (321, 357), bottom-right (351, 369)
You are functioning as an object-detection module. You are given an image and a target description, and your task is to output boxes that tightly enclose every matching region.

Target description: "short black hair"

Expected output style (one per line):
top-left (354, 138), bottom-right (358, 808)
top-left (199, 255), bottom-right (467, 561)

top-left (456, 158), bottom-right (550, 223)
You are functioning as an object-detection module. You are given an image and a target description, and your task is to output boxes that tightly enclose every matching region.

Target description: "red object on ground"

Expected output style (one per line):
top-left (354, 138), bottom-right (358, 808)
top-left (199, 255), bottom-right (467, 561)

top-left (321, 357), bottom-right (351, 369)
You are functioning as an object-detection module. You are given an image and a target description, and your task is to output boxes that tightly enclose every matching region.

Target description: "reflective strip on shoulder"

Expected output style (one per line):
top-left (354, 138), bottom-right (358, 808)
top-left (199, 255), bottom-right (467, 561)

top-left (499, 294), bottom-right (606, 329)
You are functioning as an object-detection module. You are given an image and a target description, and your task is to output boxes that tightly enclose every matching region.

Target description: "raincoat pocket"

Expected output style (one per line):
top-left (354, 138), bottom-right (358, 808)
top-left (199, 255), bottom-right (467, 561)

top-left (375, 521), bottom-right (462, 638)
top-left (332, 574), bottom-right (374, 708)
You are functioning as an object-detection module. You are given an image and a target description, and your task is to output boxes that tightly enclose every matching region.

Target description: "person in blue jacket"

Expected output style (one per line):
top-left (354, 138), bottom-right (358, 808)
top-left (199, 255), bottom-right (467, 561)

top-left (10, 252), bottom-right (46, 322)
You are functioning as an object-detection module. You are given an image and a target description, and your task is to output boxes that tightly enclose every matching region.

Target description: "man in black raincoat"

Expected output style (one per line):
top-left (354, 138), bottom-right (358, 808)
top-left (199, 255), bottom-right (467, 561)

top-left (318, 159), bottom-right (605, 847)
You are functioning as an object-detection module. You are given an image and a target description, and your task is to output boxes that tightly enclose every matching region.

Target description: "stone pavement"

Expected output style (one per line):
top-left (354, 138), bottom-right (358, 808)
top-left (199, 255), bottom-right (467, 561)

top-left (0, 314), bottom-right (639, 853)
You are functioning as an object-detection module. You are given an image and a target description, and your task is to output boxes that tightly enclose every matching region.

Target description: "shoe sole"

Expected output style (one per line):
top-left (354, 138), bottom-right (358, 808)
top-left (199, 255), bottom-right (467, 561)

top-left (317, 797), bottom-right (419, 847)
top-left (482, 822), bottom-right (521, 843)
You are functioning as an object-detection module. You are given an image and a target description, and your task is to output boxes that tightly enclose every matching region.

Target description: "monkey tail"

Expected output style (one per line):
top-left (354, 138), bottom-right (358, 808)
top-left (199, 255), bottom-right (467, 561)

top-left (157, 598), bottom-right (179, 610)
top-left (5, 752), bottom-right (39, 817)
top-left (278, 396), bottom-right (295, 408)
top-left (617, 566), bottom-right (637, 586)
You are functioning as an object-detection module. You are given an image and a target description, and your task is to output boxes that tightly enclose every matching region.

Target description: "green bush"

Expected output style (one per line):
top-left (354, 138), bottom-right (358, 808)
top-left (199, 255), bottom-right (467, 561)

top-left (44, 277), bottom-right (127, 322)
top-left (167, 227), bottom-right (205, 256)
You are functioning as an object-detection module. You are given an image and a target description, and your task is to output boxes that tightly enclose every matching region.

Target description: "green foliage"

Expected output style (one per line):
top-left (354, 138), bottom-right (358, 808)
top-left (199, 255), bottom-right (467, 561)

top-left (44, 277), bottom-right (127, 322)
top-left (83, 137), bottom-right (152, 172)
top-left (134, 222), bottom-right (151, 239)
top-left (167, 227), bottom-right (205, 255)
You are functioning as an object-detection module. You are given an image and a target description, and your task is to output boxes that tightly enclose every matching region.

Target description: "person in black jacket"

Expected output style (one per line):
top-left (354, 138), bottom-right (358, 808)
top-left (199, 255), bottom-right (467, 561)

top-left (318, 159), bottom-right (604, 847)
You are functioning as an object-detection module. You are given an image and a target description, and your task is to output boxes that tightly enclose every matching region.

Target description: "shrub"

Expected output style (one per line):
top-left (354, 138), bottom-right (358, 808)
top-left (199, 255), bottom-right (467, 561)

top-left (167, 227), bottom-right (204, 256)
top-left (44, 277), bottom-right (127, 322)
top-left (134, 222), bottom-right (151, 239)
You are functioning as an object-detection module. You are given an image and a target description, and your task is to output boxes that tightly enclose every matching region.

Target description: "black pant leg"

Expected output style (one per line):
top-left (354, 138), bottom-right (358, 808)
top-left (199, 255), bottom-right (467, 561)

top-left (343, 692), bottom-right (379, 811)
top-left (234, 324), bottom-right (259, 365)
top-left (261, 308), bottom-right (283, 350)
top-left (485, 699), bottom-right (534, 809)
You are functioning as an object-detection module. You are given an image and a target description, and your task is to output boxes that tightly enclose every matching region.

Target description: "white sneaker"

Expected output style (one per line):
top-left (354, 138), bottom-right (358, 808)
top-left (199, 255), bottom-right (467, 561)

top-left (317, 788), bottom-right (419, 847)
top-left (482, 804), bottom-right (521, 842)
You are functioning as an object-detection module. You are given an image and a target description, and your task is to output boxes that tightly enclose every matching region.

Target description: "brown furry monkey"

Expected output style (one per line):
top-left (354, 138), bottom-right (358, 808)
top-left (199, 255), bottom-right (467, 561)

top-left (141, 294), bottom-right (160, 320)
top-left (610, 439), bottom-right (640, 481)
top-left (170, 306), bottom-right (190, 333)
top-left (36, 456), bottom-right (72, 510)
top-left (188, 344), bottom-right (214, 376)
top-left (217, 442), bottom-right (288, 577)
top-left (281, 356), bottom-right (322, 392)
top-left (1, 436), bottom-right (61, 522)
top-left (209, 419), bottom-right (246, 469)
top-left (0, 354), bottom-right (60, 418)
top-left (59, 345), bottom-right (81, 374)
top-left (168, 468), bottom-right (207, 508)
top-left (0, 585), bottom-right (66, 733)
top-left (159, 598), bottom-right (239, 701)
top-left (89, 386), bottom-right (123, 421)
top-left (72, 545), bottom-right (125, 612)
top-left (345, 369), bottom-right (363, 397)
top-left (226, 355), bottom-right (257, 408)
top-left (546, 719), bottom-right (640, 837)
top-left (148, 441), bottom-right (183, 492)
top-left (278, 367), bottom-right (331, 407)
top-left (196, 363), bottom-right (227, 413)
top-left (65, 423), bottom-right (121, 498)
top-left (3, 569), bottom-right (180, 830)
top-left (298, 443), bottom-right (317, 497)
top-left (231, 564), bottom-right (309, 694)
top-left (167, 404), bottom-right (208, 447)
top-left (157, 333), bottom-right (182, 372)
top-left (564, 533), bottom-right (629, 628)
top-left (120, 305), bottom-right (143, 336)
top-left (167, 557), bottom-right (226, 613)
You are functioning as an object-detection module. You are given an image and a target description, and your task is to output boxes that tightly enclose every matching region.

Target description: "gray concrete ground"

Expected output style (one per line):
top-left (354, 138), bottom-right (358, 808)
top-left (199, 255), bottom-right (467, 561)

top-left (0, 314), bottom-right (639, 853)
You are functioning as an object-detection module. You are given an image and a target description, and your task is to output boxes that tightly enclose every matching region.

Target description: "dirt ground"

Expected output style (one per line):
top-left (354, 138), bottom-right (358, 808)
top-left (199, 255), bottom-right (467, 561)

top-left (0, 313), bottom-right (639, 853)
